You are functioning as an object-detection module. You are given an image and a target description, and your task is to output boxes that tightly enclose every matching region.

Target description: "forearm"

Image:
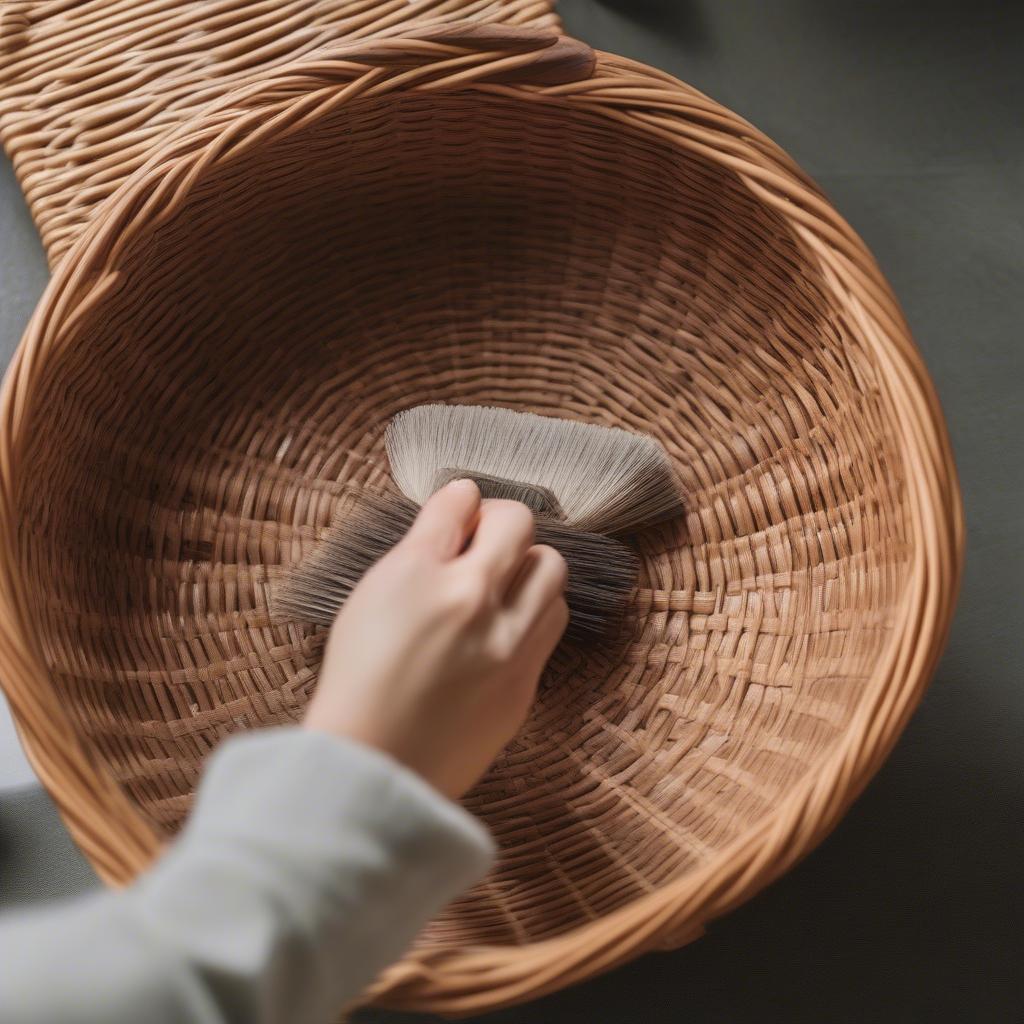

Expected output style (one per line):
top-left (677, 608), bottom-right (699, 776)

top-left (0, 728), bottom-right (494, 1024)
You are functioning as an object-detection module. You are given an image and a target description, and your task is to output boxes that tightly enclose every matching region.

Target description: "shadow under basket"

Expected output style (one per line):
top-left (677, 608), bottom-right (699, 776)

top-left (0, 34), bottom-right (962, 1016)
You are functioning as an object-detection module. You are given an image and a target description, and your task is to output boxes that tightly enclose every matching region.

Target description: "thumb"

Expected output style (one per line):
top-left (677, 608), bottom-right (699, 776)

top-left (403, 478), bottom-right (481, 559)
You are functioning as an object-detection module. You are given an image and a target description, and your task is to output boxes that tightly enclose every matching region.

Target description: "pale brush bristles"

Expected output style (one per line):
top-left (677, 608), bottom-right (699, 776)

top-left (386, 404), bottom-right (684, 535)
top-left (273, 490), bottom-right (638, 645)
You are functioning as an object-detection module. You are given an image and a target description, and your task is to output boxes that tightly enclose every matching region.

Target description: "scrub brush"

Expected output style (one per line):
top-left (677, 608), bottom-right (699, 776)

top-left (274, 403), bottom-right (683, 645)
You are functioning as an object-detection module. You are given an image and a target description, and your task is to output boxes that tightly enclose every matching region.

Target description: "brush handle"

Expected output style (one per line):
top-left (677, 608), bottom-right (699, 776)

top-left (430, 470), bottom-right (565, 519)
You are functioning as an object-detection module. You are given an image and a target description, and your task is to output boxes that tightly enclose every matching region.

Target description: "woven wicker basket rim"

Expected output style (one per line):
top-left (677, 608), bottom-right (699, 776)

top-left (0, 36), bottom-right (964, 1013)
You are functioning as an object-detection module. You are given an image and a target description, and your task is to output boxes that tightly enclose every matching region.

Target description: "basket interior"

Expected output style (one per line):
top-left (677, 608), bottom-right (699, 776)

top-left (18, 91), bottom-right (909, 946)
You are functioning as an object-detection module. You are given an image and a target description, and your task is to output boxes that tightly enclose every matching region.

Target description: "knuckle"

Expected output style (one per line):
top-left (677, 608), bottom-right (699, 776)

top-left (538, 544), bottom-right (568, 585)
top-left (516, 507), bottom-right (537, 542)
top-left (487, 629), bottom-right (518, 663)
top-left (493, 499), bottom-right (535, 538)
top-left (444, 572), bottom-right (491, 618)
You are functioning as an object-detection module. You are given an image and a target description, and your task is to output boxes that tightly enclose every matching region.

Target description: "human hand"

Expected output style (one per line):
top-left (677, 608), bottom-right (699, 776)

top-left (303, 480), bottom-right (569, 798)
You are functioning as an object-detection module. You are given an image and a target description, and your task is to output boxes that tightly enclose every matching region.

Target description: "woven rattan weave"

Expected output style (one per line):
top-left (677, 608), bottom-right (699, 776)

top-left (0, 3), bottom-right (962, 1014)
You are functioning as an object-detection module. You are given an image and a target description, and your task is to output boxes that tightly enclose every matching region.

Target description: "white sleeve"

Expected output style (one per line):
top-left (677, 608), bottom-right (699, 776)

top-left (0, 727), bottom-right (494, 1024)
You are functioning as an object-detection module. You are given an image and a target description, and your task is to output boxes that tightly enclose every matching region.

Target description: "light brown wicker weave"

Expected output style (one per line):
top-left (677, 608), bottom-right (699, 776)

top-left (0, 6), bottom-right (962, 1016)
top-left (0, 0), bottom-right (560, 266)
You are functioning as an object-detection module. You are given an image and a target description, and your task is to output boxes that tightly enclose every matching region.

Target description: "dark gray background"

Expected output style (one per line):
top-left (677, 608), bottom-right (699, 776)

top-left (1, 1), bottom-right (1021, 1021)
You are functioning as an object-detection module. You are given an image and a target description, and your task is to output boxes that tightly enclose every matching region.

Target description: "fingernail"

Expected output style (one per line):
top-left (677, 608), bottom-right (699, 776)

top-left (447, 477), bottom-right (478, 493)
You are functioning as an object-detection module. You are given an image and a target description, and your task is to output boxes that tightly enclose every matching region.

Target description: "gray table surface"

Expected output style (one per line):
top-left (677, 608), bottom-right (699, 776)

top-left (1, 1), bottom-right (1021, 1020)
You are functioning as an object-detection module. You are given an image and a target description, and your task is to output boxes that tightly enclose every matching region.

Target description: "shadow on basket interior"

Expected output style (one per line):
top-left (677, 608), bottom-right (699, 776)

top-left (19, 90), bottom-right (908, 949)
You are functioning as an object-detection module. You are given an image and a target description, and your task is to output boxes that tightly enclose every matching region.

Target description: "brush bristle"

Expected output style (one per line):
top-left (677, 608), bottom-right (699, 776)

top-left (273, 490), bottom-right (638, 644)
top-left (386, 404), bottom-right (683, 534)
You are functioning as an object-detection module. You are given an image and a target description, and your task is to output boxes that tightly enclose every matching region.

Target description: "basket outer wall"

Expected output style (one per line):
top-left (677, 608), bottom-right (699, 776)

top-left (0, 30), bottom-right (963, 1019)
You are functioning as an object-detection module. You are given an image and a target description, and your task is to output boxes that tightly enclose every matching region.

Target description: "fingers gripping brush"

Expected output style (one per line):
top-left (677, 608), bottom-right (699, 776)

top-left (274, 404), bottom-right (683, 644)
top-left (274, 490), bottom-right (639, 644)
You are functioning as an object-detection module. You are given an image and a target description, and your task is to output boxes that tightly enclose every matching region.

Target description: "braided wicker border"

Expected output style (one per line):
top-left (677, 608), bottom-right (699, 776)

top-left (0, 0), bottom-right (561, 265)
top-left (0, 30), bottom-right (962, 1015)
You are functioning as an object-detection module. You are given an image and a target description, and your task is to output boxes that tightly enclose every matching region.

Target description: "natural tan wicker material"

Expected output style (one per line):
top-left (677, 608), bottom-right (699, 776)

top-left (0, 0), bottom-right (561, 266)
top-left (0, 12), bottom-right (962, 1018)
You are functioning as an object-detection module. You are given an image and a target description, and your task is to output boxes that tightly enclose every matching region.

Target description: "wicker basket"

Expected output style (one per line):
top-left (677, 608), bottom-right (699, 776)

top-left (0, 5), bottom-right (962, 1016)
